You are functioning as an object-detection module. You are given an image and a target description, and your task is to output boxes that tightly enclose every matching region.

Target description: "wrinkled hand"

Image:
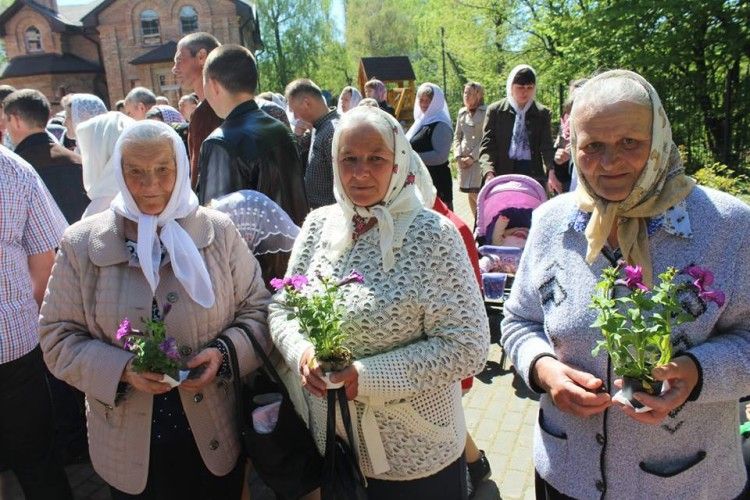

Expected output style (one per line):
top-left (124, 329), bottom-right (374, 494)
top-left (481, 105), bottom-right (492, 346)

top-left (614, 356), bottom-right (699, 425)
top-left (458, 157), bottom-right (474, 169)
top-left (120, 359), bottom-right (171, 395)
top-left (180, 348), bottom-right (221, 393)
top-left (533, 357), bottom-right (611, 417)
top-left (299, 348), bottom-right (327, 398)
top-left (554, 148), bottom-right (571, 165)
top-left (547, 170), bottom-right (564, 194)
top-left (329, 365), bottom-right (359, 401)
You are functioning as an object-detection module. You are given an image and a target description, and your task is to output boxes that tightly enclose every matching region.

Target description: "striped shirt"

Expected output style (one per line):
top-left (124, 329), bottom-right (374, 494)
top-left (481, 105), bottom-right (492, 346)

top-left (0, 146), bottom-right (67, 363)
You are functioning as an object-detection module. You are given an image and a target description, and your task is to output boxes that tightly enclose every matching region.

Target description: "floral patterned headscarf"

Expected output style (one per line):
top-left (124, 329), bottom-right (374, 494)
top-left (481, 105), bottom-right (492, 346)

top-left (571, 69), bottom-right (695, 285)
top-left (328, 106), bottom-right (424, 271)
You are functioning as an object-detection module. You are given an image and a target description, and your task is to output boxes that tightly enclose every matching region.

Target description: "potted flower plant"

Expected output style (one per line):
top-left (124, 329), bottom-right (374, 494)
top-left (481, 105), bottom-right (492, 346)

top-left (271, 271), bottom-right (364, 381)
top-left (117, 302), bottom-right (186, 387)
top-left (590, 264), bottom-right (724, 409)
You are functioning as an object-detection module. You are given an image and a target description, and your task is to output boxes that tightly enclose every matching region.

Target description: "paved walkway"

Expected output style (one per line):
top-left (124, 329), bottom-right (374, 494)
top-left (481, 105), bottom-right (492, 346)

top-left (0, 183), bottom-right (539, 500)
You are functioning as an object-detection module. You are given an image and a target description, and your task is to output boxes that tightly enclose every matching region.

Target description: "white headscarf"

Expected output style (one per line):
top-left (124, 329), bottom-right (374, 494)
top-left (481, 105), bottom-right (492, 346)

top-left (78, 112), bottom-right (134, 216)
top-left (405, 82), bottom-right (452, 141)
top-left (327, 106), bottom-right (424, 271)
top-left (506, 64), bottom-right (537, 160)
top-left (110, 120), bottom-right (215, 308)
top-left (336, 86), bottom-right (362, 114)
top-left (70, 94), bottom-right (108, 132)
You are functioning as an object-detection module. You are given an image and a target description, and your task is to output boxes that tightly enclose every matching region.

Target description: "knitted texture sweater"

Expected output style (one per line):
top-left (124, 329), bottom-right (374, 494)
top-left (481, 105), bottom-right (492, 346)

top-left (269, 205), bottom-right (490, 480)
top-left (502, 187), bottom-right (749, 499)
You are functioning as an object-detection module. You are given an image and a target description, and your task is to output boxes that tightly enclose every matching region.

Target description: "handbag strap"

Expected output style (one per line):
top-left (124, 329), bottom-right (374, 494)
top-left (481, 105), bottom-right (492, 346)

top-left (337, 388), bottom-right (366, 485)
top-left (323, 387), bottom-right (366, 487)
top-left (228, 322), bottom-right (292, 400)
top-left (217, 334), bottom-right (245, 430)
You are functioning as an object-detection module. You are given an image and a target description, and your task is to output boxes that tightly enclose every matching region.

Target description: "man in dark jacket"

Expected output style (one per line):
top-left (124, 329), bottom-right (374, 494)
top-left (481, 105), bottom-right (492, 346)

top-left (479, 65), bottom-right (561, 193)
top-left (4, 89), bottom-right (89, 223)
top-left (199, 44), bottom-right (308, 225)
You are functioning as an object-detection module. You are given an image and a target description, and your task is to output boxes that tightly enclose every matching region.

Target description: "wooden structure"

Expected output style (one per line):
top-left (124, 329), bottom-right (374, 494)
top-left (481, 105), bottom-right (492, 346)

top-left (358, 56), bottom-right (416, 123)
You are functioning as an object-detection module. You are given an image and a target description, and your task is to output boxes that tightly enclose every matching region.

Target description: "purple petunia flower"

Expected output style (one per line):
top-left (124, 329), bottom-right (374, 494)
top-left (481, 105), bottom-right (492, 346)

top-left (116, 318), bottom-right (132, 340)
top-left (338, 270), bottom-right (365, 287)
top-left (682, 265), bottom-right (725, 307)
top-left (159, 337), bottom-right (181, 360)
top-left (289, 275), bottom-right (309, 291)
top-left (621, 265), bottom-right (649, 292)
top-left (270, 277), bottom-right (286, 291)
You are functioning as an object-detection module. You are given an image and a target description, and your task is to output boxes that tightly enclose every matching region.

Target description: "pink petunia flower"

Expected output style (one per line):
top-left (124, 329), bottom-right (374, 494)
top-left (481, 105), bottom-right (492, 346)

top-left (622, 265), bottom-right (649, 292)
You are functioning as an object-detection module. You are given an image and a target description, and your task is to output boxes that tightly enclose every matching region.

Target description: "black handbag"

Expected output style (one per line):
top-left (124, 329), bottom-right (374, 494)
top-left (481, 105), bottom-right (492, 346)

top-left (220, 323), bottom-right (322, 499)
top-left (321, 387), bottom-right (368, 500)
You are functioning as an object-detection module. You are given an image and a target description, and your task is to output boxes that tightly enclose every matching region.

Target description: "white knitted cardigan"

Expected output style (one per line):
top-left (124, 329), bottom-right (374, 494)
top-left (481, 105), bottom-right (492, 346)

top-left (269, 205), bottom-right (490, 480)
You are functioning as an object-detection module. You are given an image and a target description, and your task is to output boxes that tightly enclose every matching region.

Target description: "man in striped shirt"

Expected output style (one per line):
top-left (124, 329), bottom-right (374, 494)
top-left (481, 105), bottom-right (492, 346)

top-left (0, 145), bottom-right (72, 499)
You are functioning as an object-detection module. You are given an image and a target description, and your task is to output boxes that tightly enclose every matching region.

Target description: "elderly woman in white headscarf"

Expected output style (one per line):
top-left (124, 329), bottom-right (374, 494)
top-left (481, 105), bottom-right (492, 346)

top-left (39, 120), bottom-right (271, 500)
top-left (336, 86), bottom-right (362, 114)
top-left (406, 82), bottom-right (454, 209)
top-left (62, 93), bottom-right (108, 151)
top-left (270, 106), bottom-right (489, 499)
top-left (502, 70), bottom-right (750, 499)
top-left (78, 111), bottom-right (134, 218)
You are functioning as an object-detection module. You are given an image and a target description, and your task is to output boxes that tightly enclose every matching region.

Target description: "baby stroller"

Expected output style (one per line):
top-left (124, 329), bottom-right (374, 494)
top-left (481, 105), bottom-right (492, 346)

top-left (475, 175), bottom-right (547, 364)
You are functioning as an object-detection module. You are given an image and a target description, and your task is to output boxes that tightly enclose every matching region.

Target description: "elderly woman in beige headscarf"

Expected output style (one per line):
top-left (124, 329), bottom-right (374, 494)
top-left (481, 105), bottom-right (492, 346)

top-left (270, 106), bottom-right (489, 499)
top-left (501, 70), bottom-right (749, 499)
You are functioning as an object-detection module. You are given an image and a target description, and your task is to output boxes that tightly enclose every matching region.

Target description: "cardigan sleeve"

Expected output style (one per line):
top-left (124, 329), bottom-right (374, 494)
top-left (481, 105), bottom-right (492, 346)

top-left (418, 122), bottom-right (453, 166)
top-left (355, 219), bottom-right (490, 400)
top-left (685, 227), bottom-right (750, 403)
top-left (39, 237), bottom-right (134, 407)
top-left (500, 209), bottom-right (557, 393)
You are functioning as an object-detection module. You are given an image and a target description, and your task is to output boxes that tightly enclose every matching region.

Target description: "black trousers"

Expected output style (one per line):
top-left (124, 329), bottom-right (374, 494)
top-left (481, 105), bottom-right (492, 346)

top-left (535, 470), bottom-right (575, 500)
top-left (366, 455), bottom-right (468, 500)
top-left (427, 162), bottom-right (454, 210)
top-left (0, 346), bottom-right (73, 500)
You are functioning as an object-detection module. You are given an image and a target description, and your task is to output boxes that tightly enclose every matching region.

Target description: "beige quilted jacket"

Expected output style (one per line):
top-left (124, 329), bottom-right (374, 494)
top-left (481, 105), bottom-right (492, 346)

top-left (39, 207), bottom-right (270, 494)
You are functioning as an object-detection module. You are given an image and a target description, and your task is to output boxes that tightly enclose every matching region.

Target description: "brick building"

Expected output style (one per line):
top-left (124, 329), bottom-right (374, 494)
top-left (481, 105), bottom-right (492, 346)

top-left (0, 0), bottom-right (261, 108)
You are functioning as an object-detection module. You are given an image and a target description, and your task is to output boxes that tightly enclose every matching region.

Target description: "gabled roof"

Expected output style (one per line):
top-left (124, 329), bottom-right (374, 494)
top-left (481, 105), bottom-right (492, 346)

top-left (130, 40), bottom-right (177, 65)
top-left (360, 56), bottom-right (416, 82)
top-left (1, 52), bottom-right (102, 78)
top-left (0, 0), bottom-right (83, 36)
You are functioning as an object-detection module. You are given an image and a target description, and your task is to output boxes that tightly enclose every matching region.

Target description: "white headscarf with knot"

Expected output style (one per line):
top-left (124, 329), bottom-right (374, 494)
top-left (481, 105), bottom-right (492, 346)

top-left (327, 106), bottom-right (424, 271)
top-left (405, 82), bottom-right (452, 141)
top-left (110, 120), bottom-right (215, 308)
top-left (506, 64), bottom-right (537, 160)
top-left (70, 94), bottom-right (108, 131)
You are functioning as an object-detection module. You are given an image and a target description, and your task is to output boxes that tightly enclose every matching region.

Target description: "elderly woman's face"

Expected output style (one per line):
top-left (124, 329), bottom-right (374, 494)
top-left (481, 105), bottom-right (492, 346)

top-left (575, 101), bottom-right (652, 202)
top-left (122, 139), bottom-right (177, 215)
top-left (418, 92), bottom-right (432, 113)
top-left (338, 122), bottom-right (395, 207)
top-left (340, 91), bottom-right (352, 112)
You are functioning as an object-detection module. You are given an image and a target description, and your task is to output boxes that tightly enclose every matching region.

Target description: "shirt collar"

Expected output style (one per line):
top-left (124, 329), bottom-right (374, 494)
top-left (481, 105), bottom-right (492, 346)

top-left (564, 199), bottom-right (693, 239)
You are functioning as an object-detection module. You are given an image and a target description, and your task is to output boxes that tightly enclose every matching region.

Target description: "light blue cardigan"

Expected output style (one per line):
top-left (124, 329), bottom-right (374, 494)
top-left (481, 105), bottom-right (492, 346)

top-left (502, 186), bottom-right (749, 499)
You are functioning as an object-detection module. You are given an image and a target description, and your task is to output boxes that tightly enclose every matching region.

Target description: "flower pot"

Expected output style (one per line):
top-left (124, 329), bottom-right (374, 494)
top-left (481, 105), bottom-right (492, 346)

top-left (318, 357), bottom-right (352, 390)
top-left (621, 376), bottom-right (663, 410)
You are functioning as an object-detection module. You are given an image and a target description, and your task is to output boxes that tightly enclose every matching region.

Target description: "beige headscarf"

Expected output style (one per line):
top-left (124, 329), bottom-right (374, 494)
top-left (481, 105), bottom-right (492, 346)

top-left (571, 70), bottom-right (695, 286)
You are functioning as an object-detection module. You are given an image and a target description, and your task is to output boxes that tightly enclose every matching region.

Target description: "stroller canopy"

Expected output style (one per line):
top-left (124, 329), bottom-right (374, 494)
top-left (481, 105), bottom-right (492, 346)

top-left (476, 174), bottom-right (547, 238)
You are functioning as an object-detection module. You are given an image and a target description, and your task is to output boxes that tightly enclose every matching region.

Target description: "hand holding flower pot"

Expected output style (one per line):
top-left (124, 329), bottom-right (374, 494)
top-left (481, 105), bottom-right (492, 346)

top-left (272, 270), bottom-right (364, 395)
top-left (590, 264), bottom-right (723, 412)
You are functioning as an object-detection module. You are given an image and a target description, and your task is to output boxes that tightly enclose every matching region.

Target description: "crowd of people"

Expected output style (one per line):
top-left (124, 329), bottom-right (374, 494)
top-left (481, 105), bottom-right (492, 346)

top-left (0, 28), bottom-right (747, 500)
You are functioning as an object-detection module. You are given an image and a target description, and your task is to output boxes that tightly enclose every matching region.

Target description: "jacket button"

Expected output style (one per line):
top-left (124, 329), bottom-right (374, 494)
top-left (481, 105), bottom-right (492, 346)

top-left (209, 439), bottom-right (219, 450)
top-left (179, 345), bottom-right (192, 356)
top-left (193, 393), bottom-right (203, 403)
top-left (167, 292), bottom-right (179, 303)
top-left (595, 480), bottom-right (605, 492)
top-left (596, 433), bottom-right (605, 445)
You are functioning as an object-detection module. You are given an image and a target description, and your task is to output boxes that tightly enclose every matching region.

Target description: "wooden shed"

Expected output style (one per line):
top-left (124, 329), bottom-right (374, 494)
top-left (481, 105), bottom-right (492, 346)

top-left (358, 56), bottom-right (416, 122)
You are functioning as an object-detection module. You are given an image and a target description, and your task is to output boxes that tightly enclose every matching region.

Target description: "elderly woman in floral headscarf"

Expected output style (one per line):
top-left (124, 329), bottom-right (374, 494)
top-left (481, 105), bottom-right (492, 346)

top-left (62, 93), bottom-right (108, 151)
top-left (269, 106), bottom-right (489, 499)
top-left (502, 70), bottom-right (749, 499)
top-left (40, 120), bottom-right (270, 499)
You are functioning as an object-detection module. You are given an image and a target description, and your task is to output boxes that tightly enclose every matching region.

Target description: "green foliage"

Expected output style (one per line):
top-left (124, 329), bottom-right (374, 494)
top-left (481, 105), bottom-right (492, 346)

top-left (590, 267), bottom-right (694, 382)
top-left (122, 316), bottom-right (182, 378)
top-left (692, 162), bottom-right (750, 196)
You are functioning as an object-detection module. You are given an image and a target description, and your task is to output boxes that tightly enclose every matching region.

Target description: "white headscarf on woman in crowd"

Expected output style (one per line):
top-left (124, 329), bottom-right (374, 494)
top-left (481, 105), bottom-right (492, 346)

top-left (110, 120), bottom-right (215, 308)
top-left (506, 64), bottom-right (537, 160)
top-left (336, 86), bottom-right (362, 114)
top-left (70, 94), bottom-right (108, 132)
top-left (327, 106), bottom-right (424, 272)
top-left (405, 82), bottom-right (452, 141)
top-left (78, 111), bottom-right (135, 218)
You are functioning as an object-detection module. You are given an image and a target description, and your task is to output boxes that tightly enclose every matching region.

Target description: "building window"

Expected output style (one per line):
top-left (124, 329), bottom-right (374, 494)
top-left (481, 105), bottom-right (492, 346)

top-left (24, 26), bottom-right (42, 53)
top-left (140, 9), bottom-right (160, 42)
top-left (180, 6), bottom-right (198, 34)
